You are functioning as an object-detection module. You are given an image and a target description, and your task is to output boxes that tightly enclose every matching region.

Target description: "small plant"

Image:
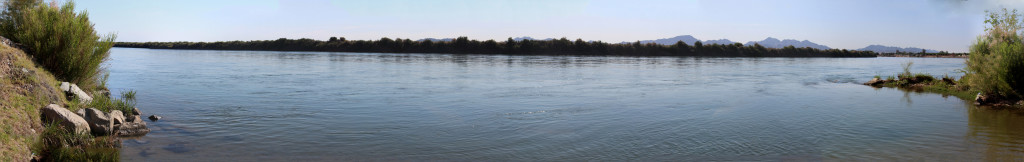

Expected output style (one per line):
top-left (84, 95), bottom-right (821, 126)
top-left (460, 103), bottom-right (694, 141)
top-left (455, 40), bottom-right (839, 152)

top-left (900, 61), bottom-right (914, 78)
top-left (96, 72), bottom-right (109, 91)
top-left (34, 122), bottom-right (118, 161)
top-left (87, 89), bottom-right (136, 113)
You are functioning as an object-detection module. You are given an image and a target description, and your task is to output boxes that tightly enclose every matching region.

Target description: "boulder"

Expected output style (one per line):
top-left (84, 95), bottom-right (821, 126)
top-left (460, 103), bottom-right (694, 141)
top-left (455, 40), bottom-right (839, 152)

top-left (976, 93), bottom-right (988, 105)
top-left (40, 104), bottom-right (90, 135)
top-left (59, 82), bottom-right (71, 92)
top-left (110, 110), bottom-right (125, 125)
top-left (126, 114), bottom-right (141, 123)
top-left (60, 82), bottom-right (92, 104)
top-left (75, 109), bottom-right (85, 118)
top-left (117, 120), bottom-right (150, 137)
top-left (131, 107), bottom-right (142, 116)
top-left (117, 109), bottom-right (151, 137)
top-left (118, 115), bottom-right (150, 137)
top-left (69, 84), bottom-right (92, 104)
top-left (83, 108), bottom-right (113, 136)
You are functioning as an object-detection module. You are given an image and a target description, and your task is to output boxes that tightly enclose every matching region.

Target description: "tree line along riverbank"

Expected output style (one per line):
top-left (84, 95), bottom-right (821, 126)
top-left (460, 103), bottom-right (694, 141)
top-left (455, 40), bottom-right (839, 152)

top-left (114, 37), bottom-right (877, 57)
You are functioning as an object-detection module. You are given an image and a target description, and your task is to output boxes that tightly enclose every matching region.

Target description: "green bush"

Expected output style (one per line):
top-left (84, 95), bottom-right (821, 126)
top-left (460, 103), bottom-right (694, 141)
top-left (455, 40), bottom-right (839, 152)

top-left (87, 89), bottom-right (136, 113)
top-left (33, 122), bottom-right (119, 161)
top-left (966, 8), bottom-right (1024, 98)
top-left (1, 0), bottom-right (115, 90)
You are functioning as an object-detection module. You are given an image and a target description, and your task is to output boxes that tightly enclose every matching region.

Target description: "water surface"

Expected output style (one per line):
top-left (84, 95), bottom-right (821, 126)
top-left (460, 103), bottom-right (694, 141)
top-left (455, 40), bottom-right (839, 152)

top-left (106, 48), bottom-right (1024, 161)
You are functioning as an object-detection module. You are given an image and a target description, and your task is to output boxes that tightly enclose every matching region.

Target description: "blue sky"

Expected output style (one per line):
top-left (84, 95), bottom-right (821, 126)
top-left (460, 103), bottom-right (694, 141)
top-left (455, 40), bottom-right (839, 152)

top-left (73, 0), bottom-right (1024, 52)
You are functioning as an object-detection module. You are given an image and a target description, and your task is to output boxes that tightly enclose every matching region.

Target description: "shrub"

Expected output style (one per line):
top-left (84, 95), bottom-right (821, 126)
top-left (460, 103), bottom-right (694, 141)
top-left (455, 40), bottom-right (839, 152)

top-left (34, 122), bottom-right (119, 161)
top-left (1, 0), bottom-right (116, 90)
top-left (966, 8), bottom-right (1024, 98)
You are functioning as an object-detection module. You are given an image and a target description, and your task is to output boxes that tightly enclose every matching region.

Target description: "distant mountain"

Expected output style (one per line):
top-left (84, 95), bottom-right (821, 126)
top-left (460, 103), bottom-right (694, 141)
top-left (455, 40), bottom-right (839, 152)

top-left (619, 35), bottom-right (701, 45)
top-left (619, 35), bottom-right (811, 47)
top-left (857, 45), bottom-right (939, 53)
top-left (425, 36), bottom-right (939, 53)
top-left (416, 38), bottom-right (453, 42)
top-left (703, 39), bottom-right (736, 45)
top-left (512, 36), bottom-right (554, 41)
top-left (744, 37), bottom-right (830, 50)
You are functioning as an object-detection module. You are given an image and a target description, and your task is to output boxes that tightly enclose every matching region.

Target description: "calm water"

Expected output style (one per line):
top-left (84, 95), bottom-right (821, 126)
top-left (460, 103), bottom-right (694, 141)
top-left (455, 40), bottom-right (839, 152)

top-left (107, 48), bottom-right (1024, 161)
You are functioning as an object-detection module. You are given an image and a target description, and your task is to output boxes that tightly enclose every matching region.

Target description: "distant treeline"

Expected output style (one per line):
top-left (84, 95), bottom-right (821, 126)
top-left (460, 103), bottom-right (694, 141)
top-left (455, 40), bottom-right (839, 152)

top-left (876, 50), bottom-right (969, 58)
top-left (114, 37), bottom-right (877, 57)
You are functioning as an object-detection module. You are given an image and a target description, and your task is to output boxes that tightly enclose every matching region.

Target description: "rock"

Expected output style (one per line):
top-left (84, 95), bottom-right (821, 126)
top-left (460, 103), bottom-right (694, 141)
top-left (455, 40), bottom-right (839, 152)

top-left (129, 115), bottom-right (142, 123)
top-left (117, 120), bottom-right (150, 137)
top-left (975, 93), bottom-right (987, 105)
top-left (40, 104), bottom-right (90, 135)
top-left (864, 78), bottom-right (885, 86)
top-left (59, 82), bottom-right (71, 92)
top-left (60, 82), bottom-right (92, 104)
top-left (131, 107), bottom-right (142, 116)
top-left (148, 115), bottom-right (161, 121)
top-left (118, 108), bottom-right (151, 136)
top-left (69, 84), bottom-right (92, 104)
top-left (75, 109), bottom-right (85, 118)
top-left (83, 108), bottom-right (113, 136)
top-left (110, 110), bottom-right (125, 125)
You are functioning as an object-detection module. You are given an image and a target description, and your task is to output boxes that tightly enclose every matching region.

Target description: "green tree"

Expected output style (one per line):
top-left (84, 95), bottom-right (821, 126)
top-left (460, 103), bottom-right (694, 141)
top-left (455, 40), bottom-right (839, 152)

top-left (0, 0), bottom-right (38, 36)
top-left (967, 8), bottom-right (1024, 98)
top-left (3, 1), bottom-right (116, 88)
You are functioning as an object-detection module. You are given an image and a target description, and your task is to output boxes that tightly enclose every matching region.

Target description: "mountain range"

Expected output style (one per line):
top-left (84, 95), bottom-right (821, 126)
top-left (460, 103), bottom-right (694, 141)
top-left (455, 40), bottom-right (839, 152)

top-left (415, 38), bottom-right (453, 42)
top-left (419, 35), bottom-right (939, 53)
top-left (621, 35), bottom-right (942, 53)
top-left (743, 37), bottom-right (830, 50)
top-left (856, 45), bottom-right (939, 53)
top-left (619, 35), bottom-right (830, 50)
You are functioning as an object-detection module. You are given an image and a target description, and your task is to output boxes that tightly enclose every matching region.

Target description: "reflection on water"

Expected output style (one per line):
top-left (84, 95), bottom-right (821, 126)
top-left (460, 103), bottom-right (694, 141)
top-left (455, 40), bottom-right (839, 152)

top-left (105, 48), bottom-right (1024, 161)
top-left (967, 106), bottom-right (1024, 161)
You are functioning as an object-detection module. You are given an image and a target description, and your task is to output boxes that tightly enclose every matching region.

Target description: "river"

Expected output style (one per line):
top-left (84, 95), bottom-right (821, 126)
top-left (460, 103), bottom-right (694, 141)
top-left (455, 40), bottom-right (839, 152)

top-left (106, 48), bottom-right (1024, 161)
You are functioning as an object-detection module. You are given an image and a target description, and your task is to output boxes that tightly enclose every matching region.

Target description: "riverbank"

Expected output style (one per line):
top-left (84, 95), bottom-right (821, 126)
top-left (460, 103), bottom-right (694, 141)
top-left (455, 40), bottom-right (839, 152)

top-left (863, 73), bottom-right (1021, 107)
top-left (0, 42), bottom-right (61, 161)
top-left (0, 41), bottom-right (149, 161)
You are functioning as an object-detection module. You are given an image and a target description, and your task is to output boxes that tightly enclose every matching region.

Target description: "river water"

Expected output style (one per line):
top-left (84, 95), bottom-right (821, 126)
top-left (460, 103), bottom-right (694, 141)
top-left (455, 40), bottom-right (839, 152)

top-left (106, 48), bottom-right (1024, 161)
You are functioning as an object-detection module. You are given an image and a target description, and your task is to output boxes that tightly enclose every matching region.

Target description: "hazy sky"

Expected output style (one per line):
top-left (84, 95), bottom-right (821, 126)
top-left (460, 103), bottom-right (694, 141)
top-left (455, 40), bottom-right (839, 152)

top-left (73, 0), bottom-right (1024, 52)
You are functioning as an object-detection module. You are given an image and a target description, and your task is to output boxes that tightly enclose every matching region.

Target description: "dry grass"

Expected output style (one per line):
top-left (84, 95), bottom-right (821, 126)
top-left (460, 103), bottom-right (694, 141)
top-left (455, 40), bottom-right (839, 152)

top-left (0, 43), bottom-right (65, 161)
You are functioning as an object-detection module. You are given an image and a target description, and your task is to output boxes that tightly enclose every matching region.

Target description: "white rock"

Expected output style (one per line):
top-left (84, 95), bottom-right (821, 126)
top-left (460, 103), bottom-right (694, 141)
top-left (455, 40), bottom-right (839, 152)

top-left (68, 84), bottom-right (92, 104)
top-left (59, 82), bottom-right (71, 92)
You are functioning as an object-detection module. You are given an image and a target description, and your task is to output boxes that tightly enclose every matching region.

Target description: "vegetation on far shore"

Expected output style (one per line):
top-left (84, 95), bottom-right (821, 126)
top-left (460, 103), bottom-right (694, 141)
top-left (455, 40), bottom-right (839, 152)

top-left (115, 36), bottom-right (877, 57)
top-left (875, 50), bottom-right (969, 58)
top-left (1, 0), bottom-right (122, 161)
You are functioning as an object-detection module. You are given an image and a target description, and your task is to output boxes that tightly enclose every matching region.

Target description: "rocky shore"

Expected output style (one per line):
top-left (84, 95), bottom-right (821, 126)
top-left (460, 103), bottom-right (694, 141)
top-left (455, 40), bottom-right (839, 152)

top-left (41, 82), bottom-right (151, 137)
top-left (864, 76), bottom-right (1022, 107)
